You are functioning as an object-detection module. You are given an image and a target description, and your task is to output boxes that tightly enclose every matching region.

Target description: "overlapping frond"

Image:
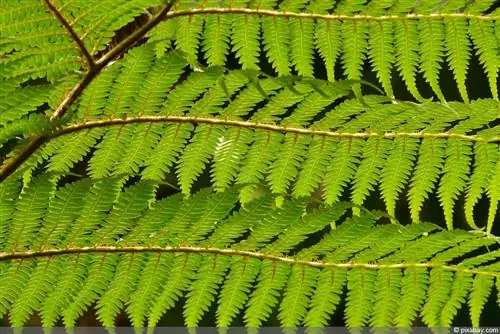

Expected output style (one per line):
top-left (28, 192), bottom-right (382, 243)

top-left (0, 180), bottom-right (499, 328)
top-left (4, 51), bottom-right (498, 230)
top-left (2, 0), bottom-right (498, 105)
top-left (147, 0), bottom-right (500, 101)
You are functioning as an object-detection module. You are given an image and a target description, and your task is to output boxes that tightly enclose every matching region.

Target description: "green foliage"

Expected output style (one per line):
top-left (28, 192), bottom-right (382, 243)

top-left (0, 179), bottom-right (499, 328)
top-left (0, 0), bottom-right (499, 329)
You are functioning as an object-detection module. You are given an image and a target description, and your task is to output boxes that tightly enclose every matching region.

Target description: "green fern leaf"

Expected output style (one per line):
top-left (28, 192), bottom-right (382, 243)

top-left (262, 17), bottom-right (290, 75)
top-left (7, 174), bottom-right (55, 251)
top-left (203, 15), bottom-right (231, 66)
top-left (368, 21), bottom-right (395, 98)
top-left (394, 267), bottom-right (429, 327)
top-left (278, 266), bottom-right (319, 327)
top-left (345, 268), bottom-right (377, 328)
top-left (440, 272), bottom-right (473, 327)
top-left (290, 18), bottom-right (314, 77)
top-left (127, 254), bottom-right (174, 328)
top-left (468, 274), bottom-right (495, 328)
top-left (175, 16), bottom-right (204, 65)
top-left (9, 259), bottom-right (60, 327)
top-left (421, 268), bottom-right (454, 327)
top-left (380, 138), bottom-right (419, 219)
top-left (465, 142), bottom-right (498, 228)
top-left (351, 138), bottom-right (391, 214)
top-left (486, 154), bottom-right (500, 234)
top-left (62, 255), bottom-right (119, 327)
top-left (177, 126), bottom-right (225, 196)
top-left (438, 140), bottom-right (472, 229)
top-left (304, 268), bottom-right (347, 327)
top-left (184, 255), bottom-right (231, 327)
top-left (231, 15), bottom-right (260, 70)
top-left (142, 124), bottom-right (194, 181)
top-left (40, 257), bottom-right (89, 327)
top-left (147, 255), bottom-right (200, 327)
top-left (47, 129), bottom-right (104, 173)
top-left (444, 18), bottom-right (471, 103)
top-left (217, 258), bottom-right (261, 327)
top-left (237, 131), bottom-right (284, 186)
top-left (96, 253), bottom-right (146, 328)
top-left (0, 178), bottom-right (20, 247)
top-left (394, 20), bottom-right (425, 102)
top-left (341, 21), bottom-right (368, 80)
top-left (314, 20), bottom-right (341, 81)
top-left (267, 133), bottom-right (310, 194)
top-left (409, 139), bottom-right (446, 223)
top-left (212, 128), bottom-right (253, 192)
top-left (293, 137), bottom-right (337, 198)
top-left (370, 268), bottom-right (402, 328)
top-left (419, 19), bottom-right (446, 102)
top-left (245, 261), bottom-right (291, 328)
top-left (323, 138), bottom-right (364, 205)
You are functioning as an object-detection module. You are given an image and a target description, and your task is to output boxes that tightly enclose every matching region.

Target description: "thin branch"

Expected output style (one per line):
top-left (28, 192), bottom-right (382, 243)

top-left (0, 246), bottom-right (497, 277)
top-left (42, 0), bottom-right (95, 68)
top-left (51, 116), bottom-right (499, 143)
top-left (164, 7), bottom-right (500, 22)
top-left (50, 0), bottom-right (177, 121)
top-left (94, 1), bottom-right (176, 67)
top-left (50, 70), bottom-right (97, 120)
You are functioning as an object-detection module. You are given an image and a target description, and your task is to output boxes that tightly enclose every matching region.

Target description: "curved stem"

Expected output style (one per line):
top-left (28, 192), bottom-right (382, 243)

top-left (164, 8), bottom-right (500, 22)
top-left (0, 245), bottom-right (497, 278)
top-left (52, 116), bottom-right (499, 142)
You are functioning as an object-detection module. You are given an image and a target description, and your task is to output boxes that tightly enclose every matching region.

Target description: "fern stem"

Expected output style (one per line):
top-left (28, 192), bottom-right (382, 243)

top-left (52, 116), bottom-right (499, 143)
top-left (0, 246), bottom-right (497, 278)
top-left (165, 8), bottom-right (500, 22)
top-left (42, 0), bottom-right (95, 68)
top-left (50, 0), bottom-right (177, 121)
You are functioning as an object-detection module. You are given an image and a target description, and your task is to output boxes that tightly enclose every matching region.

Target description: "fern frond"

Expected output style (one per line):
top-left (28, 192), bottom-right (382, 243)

top-left (156, 1), bottom-right (499, 99)
top-left (1, 181), bottom-right (500, 327)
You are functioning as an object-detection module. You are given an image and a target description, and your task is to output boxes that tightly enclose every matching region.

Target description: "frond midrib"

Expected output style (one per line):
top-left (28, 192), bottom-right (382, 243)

top-left (50, 116), bottom-right (500, 143)
top-left (1, 245), bottom-right (498, 278)
top-left (164, 8), bottom-right (500, 22)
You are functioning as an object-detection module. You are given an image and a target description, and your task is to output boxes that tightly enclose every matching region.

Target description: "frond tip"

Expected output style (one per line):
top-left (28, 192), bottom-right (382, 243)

top-left (0, 180), bottom-right (499, 328)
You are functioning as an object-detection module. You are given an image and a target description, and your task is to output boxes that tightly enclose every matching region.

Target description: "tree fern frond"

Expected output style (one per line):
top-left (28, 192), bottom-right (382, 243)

top-left (231, 15), bottom-right (260, 70)
top-left (408, 138), bottom-right (446, 224)
top-left (440, 271), bottom-right (473, 327)
top-left (1, 181), bottom-right (500, 327)
top-left (370, 268), bottom-right (402, 328)
top-left (3, 61), bottom-right (498, 228)
top-left (262, 17), bottom-right (291, 76)
top-left (351, 138), bottom-right (391, 215)
top-left (1, 1), bottom-right (500, 328)
top-left (278, 265), bottom-right (319, 327)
